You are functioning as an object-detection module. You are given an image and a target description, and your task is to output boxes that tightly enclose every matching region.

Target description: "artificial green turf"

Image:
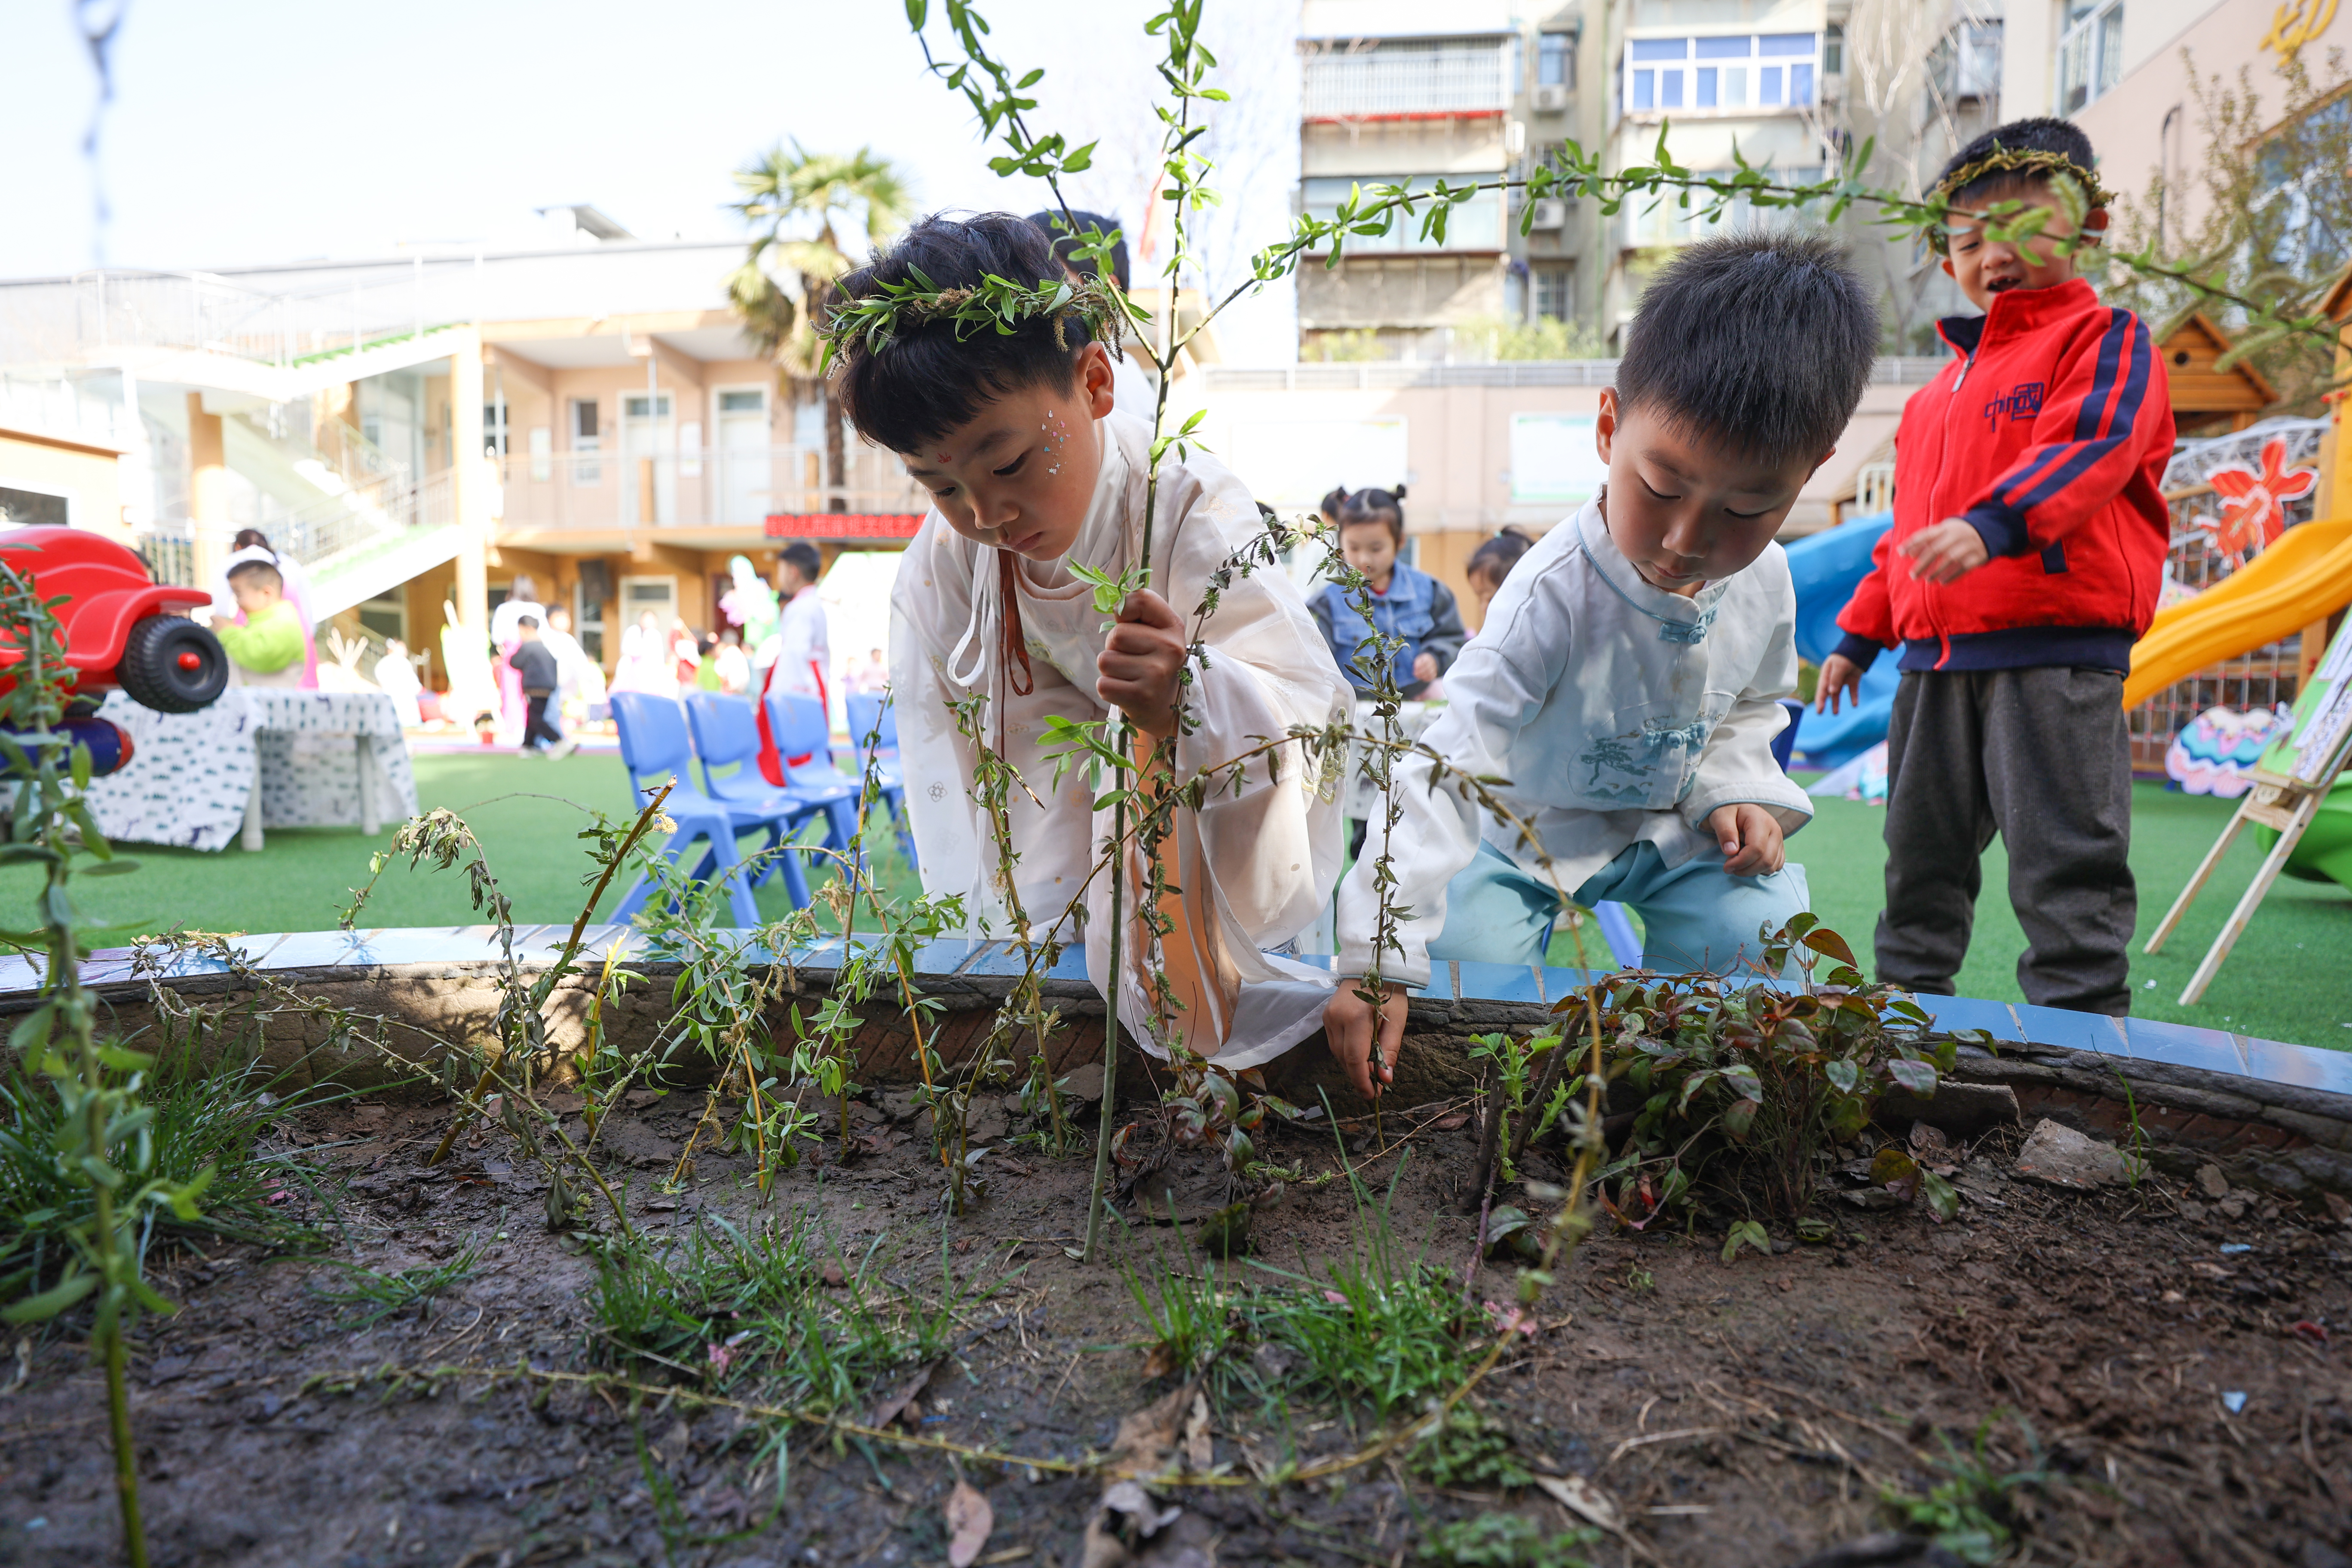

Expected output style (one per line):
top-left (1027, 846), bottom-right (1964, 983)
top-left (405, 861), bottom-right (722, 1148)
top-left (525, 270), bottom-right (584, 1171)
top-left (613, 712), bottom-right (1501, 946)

top-left (1790, 781), bottom-right (2351, 1050)
top-left (9, 753), bottom-right (917, 952)
top-left (14, 758), bottom-right (2347, 1050)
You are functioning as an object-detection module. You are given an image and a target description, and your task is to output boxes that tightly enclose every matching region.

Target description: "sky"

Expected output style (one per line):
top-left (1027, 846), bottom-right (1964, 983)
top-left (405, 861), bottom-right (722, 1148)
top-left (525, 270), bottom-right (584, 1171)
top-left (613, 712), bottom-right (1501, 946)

top-left (1, 0), bottom-right (1301, 358)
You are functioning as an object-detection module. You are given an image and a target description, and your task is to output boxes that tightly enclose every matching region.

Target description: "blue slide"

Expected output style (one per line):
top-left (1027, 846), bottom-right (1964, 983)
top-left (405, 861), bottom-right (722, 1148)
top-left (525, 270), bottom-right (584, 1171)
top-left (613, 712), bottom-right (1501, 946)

top-left (1783, 511), bottom-right (1899, 767)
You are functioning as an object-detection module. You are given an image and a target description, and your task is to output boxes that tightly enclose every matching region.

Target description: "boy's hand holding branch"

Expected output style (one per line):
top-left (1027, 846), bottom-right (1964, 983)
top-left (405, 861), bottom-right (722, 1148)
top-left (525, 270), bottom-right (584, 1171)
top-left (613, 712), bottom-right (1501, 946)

top-left (1097, 589), bottom-right (1187, 740)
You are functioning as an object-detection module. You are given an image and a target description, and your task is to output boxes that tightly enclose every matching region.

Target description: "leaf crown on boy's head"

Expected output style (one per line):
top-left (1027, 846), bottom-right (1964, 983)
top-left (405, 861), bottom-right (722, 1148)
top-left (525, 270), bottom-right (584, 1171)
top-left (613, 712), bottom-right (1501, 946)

top-left (1927, 117), bottom-right (2114, 254)
top-left (824, 212), bottom-right (1127, 455)
top-left (1616, 231), bottom-right (1878, 472)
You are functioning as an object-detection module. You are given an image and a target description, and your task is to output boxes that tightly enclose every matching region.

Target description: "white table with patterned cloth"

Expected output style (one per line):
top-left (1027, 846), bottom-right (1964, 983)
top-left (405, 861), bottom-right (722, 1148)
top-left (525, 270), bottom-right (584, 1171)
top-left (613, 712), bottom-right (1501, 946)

top-left (87, 689), bottom-right (418, 852)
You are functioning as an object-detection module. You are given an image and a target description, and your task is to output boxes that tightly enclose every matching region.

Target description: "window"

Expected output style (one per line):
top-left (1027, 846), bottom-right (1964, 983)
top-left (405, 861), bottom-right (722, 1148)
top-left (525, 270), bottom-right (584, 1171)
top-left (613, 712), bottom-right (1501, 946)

top-left (1299, 174), bottom-right (1507, 252)
top-left (1930, 20), bottom-right (2003, 101)
top-left (2057, 0), bottom-right (2123, 114)
top-left (482, 399), bottom-right (508, 457)
top-left (1534, 264), bottom-right (1572, 320)
top-left (1537, 32), bottom-right (1573, 87)
top-left (569, 398), bottom-right (601, 486)
top-left (1625, 31), bottom-right (1815, 113)
top-left (1621, 163), bottom-right (1827, 246)
top-left (1824, 22), bottom-right (1843, 75)
top-left (0, 485), bottom-right (68, 527)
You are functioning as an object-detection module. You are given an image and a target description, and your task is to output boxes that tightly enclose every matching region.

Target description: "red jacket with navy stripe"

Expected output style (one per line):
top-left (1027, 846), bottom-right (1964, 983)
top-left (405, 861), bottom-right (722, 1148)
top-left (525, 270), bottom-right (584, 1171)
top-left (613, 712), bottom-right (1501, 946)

top-left (1834, 276), bottom-right (2174, 674)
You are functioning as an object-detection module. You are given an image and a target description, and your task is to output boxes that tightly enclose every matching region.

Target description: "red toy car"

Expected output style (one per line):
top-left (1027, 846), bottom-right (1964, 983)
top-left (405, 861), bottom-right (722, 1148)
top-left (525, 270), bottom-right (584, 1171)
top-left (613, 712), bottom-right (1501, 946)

top-left (0, 527), bottom-right (228, 762)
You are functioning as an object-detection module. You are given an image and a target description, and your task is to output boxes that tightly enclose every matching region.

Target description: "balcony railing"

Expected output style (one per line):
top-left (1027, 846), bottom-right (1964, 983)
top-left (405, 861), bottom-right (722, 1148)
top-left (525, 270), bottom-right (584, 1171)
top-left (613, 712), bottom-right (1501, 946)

top-left (0, 269), bottom-right (466, 368)
top-left (1302, 43), bottom-right (1511, 118)
top-left (496, 445), bottom-right (927, 532)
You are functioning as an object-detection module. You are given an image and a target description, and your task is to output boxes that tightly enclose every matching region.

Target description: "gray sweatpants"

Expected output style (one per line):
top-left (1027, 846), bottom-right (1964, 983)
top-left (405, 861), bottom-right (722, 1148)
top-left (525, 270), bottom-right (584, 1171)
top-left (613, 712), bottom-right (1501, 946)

top-left (1875, 667), bottom-right (2136, 1016)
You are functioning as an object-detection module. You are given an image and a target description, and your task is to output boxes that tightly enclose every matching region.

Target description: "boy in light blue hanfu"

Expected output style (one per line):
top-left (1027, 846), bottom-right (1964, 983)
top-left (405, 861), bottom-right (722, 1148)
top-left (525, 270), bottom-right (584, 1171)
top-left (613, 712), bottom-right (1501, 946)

top-left (1326, 233), bottom-right (1882, 1099)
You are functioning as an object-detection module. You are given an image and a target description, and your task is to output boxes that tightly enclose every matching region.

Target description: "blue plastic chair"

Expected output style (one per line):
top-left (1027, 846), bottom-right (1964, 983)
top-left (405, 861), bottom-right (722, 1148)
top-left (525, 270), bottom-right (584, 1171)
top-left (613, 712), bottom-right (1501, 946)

top-left (607, 692), bottom-right (760, 927)
top-left (762, 692), bottom-right (865, 876)
top-left (681, 692), bottom-right (838, 908)
top-left (842, 690), bottom-right (914, 868)
top-left (1587, 698), bottom-right (1809, 969)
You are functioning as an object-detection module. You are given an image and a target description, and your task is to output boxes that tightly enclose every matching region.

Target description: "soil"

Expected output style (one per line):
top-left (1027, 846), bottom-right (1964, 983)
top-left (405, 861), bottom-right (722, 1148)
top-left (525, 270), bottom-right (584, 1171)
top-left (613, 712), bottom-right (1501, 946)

top-left (2, 1085), bottom-right (2347, 1568)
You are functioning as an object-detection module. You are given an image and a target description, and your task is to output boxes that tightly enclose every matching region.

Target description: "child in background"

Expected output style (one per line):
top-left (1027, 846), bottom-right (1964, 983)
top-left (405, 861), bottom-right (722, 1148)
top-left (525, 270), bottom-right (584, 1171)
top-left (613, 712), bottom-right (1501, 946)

top-left (1310, 485), bottom-right (1464, 700)
top-left (211, 559), bottom-right (308, 689)
top-left (1327, 233), bottom-right (1880, 1100)
top-left (375, 637), bottom-right (424, 726)
top-left (1815, 118), bottom-right (2171, 1018)
top-left (541, 605), bottom-right (602, 723)
top-left (714, 629), bottom-right (752, 694)
top-left (506, 616), bottom-right (573, 757)
top-left (214, 533), bottom-right (319, 687)
top-left (612, 610), bottom-right (675, 698)
top-left (1464, 527), bottom-right (1537, 621)
top-left (845, 212), bottom-right (1351, 1067)
top-left (491, 574), bottom-right (545, 744)
top-left (756, 540), bottom-right (834, 778)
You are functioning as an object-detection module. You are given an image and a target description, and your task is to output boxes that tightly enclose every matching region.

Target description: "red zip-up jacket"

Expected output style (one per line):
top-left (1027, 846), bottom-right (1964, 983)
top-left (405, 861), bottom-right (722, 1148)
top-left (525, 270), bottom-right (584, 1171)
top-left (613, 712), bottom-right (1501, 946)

top-left (1834, 276), bottom-right (2174, 674)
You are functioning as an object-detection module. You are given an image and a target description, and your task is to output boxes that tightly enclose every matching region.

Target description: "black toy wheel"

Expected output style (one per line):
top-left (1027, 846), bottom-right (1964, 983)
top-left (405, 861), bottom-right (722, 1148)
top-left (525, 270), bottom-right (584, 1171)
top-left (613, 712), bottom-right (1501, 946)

top-left (118, 615), bottom-right (228, 713)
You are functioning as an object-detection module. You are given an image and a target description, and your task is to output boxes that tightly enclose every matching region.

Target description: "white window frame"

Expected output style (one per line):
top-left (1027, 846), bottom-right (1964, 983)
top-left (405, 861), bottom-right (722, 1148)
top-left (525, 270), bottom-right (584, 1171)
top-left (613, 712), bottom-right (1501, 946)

top-left (0, 477), bottom-right (74, 528)
top-left (2055, 0), bottom-right (2124, 115)
top-left (1622, 30), bottom-right (1819, 118)
top-left (619, 574), bottom-right (679, 632)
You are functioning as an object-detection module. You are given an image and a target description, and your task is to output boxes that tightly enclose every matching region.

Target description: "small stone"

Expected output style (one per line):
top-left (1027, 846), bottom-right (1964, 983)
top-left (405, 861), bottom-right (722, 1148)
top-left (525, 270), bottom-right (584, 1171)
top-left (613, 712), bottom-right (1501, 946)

top-left (1251, 1343), bottom-right (1298, 1380)
top-left (2195, 1164), bottom-right (2230, 1200)
top-left (1059, 1062), bottom-right (1106, 1102)
top-left (2179, 1200), bottom-right (2207, 1222)
top-left (2217, 1196), bottom-right (2248, 1221)
top-left (2012, 1118), bottom-right (2135, 1191)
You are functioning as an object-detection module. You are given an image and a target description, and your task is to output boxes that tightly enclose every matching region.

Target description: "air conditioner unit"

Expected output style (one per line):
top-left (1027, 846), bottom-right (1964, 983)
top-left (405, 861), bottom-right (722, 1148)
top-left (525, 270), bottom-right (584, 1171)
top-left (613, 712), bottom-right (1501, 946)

top-left (1528, 199), bottom-right (1568, 231)
top-left (1532, 83), bottom-right (1570, 112)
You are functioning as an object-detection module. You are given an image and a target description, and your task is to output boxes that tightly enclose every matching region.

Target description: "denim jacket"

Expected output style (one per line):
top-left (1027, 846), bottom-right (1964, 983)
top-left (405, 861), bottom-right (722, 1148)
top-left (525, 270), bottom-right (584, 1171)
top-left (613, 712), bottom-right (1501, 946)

top-left (1311, 561), bottom-right (1467, 698)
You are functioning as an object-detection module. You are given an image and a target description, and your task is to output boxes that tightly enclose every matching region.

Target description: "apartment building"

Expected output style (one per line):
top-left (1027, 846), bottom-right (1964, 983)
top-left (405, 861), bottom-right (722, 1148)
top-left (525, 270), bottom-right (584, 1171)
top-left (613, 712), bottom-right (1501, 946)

top-left (2004, 0), bottom-right (2350, 238)
top-left (1295, 0), bottom-right (1577, 358)
top-left (0, 230), bottom-right (922, 683)
top-left (1591, 0), bottom-right (1847, 343)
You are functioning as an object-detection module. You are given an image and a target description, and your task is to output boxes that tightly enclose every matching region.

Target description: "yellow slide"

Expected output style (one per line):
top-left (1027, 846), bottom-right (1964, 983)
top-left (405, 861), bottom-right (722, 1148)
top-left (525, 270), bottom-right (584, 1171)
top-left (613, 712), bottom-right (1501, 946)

top-left (2122, 518), bottom-right (2352, 708)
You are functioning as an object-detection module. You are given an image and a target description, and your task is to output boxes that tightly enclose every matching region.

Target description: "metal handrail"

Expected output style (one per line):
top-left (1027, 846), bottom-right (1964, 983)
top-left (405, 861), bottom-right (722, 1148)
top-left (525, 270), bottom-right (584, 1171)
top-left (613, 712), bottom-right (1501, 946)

top-left (495, 445), bottom-right (927, 530)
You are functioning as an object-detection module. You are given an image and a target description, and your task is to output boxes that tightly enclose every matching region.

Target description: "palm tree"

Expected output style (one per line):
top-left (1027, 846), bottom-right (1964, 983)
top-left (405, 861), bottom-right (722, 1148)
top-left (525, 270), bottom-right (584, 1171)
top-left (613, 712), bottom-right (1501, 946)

top-left (728, 143), bottom-right (911, 513)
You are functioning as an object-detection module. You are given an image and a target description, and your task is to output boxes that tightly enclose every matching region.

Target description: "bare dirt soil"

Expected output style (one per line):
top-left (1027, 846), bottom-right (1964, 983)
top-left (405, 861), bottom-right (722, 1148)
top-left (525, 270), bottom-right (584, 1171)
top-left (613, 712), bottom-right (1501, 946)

top-left (3, 1084), bottom-right (2346, 1568)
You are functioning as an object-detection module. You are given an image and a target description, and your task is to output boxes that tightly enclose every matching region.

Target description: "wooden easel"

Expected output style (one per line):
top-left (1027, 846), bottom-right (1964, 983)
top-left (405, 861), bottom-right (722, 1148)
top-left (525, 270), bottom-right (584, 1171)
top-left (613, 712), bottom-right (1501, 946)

top-left (2145, 620), bottom-right (2352, 1004)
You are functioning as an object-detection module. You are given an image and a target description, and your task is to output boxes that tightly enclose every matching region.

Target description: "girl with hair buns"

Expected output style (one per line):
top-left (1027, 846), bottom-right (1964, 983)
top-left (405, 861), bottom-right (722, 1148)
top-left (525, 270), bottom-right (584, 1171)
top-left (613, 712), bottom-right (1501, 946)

top-left (1308, 484), bottom-right (1464, 700)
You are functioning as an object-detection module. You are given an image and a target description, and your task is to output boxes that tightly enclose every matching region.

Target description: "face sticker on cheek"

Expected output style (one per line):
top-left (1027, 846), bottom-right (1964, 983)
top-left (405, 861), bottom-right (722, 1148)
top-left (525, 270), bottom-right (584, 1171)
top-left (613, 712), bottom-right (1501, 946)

top-left (1040, 410), bottom-right (1073, 477)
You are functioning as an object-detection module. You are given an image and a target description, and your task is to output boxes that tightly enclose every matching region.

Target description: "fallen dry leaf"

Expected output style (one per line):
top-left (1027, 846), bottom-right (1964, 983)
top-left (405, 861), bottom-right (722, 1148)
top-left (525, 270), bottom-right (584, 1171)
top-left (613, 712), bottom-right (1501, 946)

top-left (1180, 1391), bottom-right (1212, 1474)
top-left (1533, 1471), bottom-right (1624, 1533)
top-left (1140, 1341), bottom-right (1179, 1381)
top-left (869, 1361), bottom-right (938, 1429)
top-left (945, 1478), bottom-right (993, 1568)
top-left (1107, 1382), bottom-right (1199, 1479)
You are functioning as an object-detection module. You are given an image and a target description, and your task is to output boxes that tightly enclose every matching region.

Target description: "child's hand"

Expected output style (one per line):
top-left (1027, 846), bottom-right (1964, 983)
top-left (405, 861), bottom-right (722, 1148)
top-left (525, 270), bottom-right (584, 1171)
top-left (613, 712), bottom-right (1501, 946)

top-left (1097, 589), bottom-right (1188, 738)
top-left (1323, 978), bottom-right (1407, 1101)
top-left (1412, 651), bottom-right (1440, 683)
top-left (1706, 804), bottom-right (1786, 877)
top-left (1900, 518), bottom-right (1992, 584)
top-left (1815, 653), bottom-right (1865, 715)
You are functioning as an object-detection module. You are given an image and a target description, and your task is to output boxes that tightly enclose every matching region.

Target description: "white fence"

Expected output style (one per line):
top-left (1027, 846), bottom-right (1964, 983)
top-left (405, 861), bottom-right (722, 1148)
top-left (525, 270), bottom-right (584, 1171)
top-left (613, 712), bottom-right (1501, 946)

top-left (1302, 40), bottom-right (1512, 118)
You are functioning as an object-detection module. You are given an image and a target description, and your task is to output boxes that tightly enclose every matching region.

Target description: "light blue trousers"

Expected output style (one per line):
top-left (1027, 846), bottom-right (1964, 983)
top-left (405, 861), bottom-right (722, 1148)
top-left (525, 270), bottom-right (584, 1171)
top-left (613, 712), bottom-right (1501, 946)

top-left (1428, 840), bottom-right (1811, 976)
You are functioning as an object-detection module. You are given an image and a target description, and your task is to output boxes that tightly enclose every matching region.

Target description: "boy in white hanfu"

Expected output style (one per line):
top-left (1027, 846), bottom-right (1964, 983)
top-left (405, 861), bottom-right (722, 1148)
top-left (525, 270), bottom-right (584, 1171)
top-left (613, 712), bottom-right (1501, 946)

top-left (834, 213), bottom-right (1353, 1069)
top-left (1326, 233), bottom-right (1884, 1100)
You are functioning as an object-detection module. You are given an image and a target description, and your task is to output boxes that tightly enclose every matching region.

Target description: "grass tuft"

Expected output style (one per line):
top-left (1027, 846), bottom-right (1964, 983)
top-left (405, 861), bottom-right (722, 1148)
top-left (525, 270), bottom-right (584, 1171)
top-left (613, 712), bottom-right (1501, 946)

top-left (0, 1047), bottom-right (332, 1311)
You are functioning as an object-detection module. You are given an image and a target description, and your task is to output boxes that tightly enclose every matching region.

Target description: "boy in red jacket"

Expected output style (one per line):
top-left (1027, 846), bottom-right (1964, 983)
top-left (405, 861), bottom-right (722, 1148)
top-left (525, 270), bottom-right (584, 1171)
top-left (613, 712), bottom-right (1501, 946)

top-left (1816, 118), bottom-right (2173, 1016)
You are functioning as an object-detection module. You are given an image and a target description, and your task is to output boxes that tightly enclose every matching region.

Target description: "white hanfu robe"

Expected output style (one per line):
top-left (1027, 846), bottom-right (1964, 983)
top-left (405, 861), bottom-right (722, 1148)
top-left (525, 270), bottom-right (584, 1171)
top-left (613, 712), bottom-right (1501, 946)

top-left (1337, 498), bottom-right (1815, 986)
top-left (767, 588), bottom-right (831, 705)
top-left (890, 410), bottom-right (1353, 1069)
